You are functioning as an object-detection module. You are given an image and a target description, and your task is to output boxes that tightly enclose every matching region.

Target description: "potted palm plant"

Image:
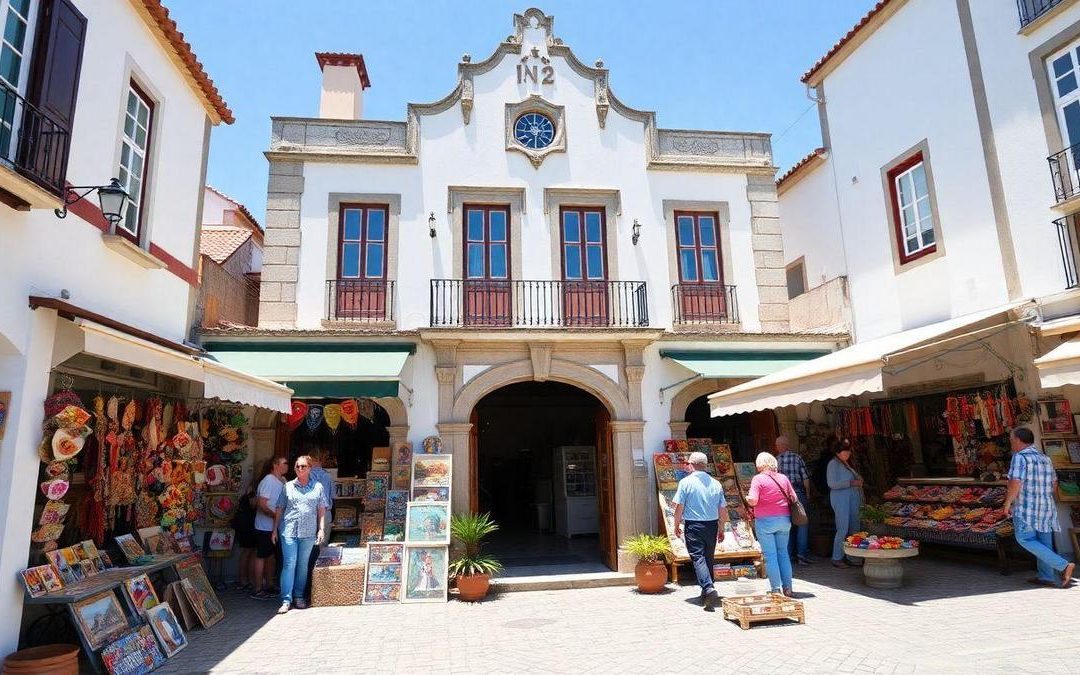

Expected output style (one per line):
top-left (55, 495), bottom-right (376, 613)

top-left (449, 512), bottom-right (503, 601)
top-left (623, 533), bottom-right (671, 594)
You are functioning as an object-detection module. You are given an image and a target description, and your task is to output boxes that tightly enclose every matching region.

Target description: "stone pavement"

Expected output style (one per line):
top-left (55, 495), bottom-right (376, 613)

top-left (157, 557), bottom-right (1080, 674)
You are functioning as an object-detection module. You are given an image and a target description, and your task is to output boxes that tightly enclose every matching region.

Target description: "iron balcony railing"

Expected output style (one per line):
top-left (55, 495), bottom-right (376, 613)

top-left (1055, 217), bottom-right (1079, 290)
top-left (326, 279), bottom-right (395, 322)
top-left (671, 283), bottom-right (739, 325)
top-left (430, 279), bottom-right (649, 328)
top-left (0, 79), bottom-right (70, 196)
top-left (1048, 143), bottom-right (1080, 204)
top-left (1017, 0), bottom-right (1064, 27)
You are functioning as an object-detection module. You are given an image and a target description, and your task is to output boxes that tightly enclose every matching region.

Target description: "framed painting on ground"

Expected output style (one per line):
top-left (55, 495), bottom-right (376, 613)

top-left (122, 573), bottom-right (159, 615)
top-left (405, 502), bottom-right (450, 545)
top-left (363, 542), bottom-right (403, 605)
top-left (100, 625), bottom-right (165, 675)
top-left (402, 545), bottom-right (448, 603)
top-left (180, 578), bottom-right (224, 628)
top-left (72, 590), bottom-right (130, 650)
top-left (145, 603), bottom-right (187, 657)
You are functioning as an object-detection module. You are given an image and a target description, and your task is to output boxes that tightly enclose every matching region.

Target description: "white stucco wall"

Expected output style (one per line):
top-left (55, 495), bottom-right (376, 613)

top-left (202, 188), bottom-right (234, 226)
top-left (815, 0), bottom-right (1010, 342)
top-left (777, 159), bottom-right (847, 288)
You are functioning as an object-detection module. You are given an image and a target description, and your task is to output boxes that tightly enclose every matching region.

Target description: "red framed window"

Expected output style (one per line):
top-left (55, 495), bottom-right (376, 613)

top-left (675, 211), bottom-right (722, 284)
top-left (887, 152), bottom-right (937, 264)
top-left (338, 204), bottom-right (388, 279)
top-left (116, 81), bottom-right (154, 242)
top-left (464, 205), bottom-right (509, 279)
top-left (561, 207), bottom-right (606, 280)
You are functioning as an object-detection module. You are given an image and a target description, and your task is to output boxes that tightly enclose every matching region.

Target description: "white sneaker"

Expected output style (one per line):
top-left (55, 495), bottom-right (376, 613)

top-left (277, 601), bottom-right (290, 614)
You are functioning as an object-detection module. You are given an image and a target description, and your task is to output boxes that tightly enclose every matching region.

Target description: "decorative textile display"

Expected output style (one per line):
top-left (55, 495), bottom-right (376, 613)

top-left (305, 404), bottom-right (324, 434)
top-left (287, 400), bottom-right (308, 431)
top-left (323, 404), bottom-right (342, 433)
top-left (339, 399), bottom-right (359, 428)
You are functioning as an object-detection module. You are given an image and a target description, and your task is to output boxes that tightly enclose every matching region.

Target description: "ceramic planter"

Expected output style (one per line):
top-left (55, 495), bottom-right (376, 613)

top-left (634, 560), bottom-right (668, 593)
top-left (455, 573), bottom-right (491, 601)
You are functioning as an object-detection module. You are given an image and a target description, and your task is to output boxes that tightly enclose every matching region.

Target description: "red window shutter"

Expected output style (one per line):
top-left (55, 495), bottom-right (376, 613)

top-left (28, 0), bottom-right (87, 133)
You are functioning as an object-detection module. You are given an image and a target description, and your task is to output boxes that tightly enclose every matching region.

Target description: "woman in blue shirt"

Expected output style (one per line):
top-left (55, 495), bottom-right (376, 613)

top-left (272, 455), bottom-right (327, 613)
top-left (826, 439), bottom-right (863, 568)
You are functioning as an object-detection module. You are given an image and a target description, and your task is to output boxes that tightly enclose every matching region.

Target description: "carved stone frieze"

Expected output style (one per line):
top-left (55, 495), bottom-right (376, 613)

top-left (655, 129), bottom-right (772, 167)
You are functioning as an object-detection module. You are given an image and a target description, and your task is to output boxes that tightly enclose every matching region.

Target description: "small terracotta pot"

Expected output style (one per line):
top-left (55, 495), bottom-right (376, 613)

top-left (456, 573), bottom-right (491, 601)
top-left (634, 560), bottom-right (668, 594)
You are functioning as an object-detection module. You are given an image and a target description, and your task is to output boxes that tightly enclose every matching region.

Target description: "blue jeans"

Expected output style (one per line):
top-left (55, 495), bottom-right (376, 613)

top-left (683, 520), bottom-right (718, 595)
top-left (279, 536), bottom-right (316, 603)
top-left (831, 488), bottom-right (862, 561)
top-left (756, 515), bottom-right (793, 592)
top-left (791, 489), bottom-right (810, 558)
top-left (1014, 521), bottom-right (1068, 583)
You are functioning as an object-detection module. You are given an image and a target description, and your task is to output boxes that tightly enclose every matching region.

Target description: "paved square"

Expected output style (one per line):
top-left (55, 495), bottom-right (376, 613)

top-left (157, 557), bottom-right (1080, 674)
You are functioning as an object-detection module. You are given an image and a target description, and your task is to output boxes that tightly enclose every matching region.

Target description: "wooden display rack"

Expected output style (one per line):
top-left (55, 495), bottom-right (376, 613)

top-left (722, 594), bottom-right (805, 630)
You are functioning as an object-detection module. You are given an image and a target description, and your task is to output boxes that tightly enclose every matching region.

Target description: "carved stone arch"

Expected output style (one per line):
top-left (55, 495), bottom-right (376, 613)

top-left (668, 377), bottom-right (746, 424)
top-left (373, 396), bottom-right (408, 427)
top-left (449, 358), bottom-right (632, 422)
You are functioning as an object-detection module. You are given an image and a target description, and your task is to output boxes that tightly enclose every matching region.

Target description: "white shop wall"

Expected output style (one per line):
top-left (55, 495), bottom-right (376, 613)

top-left (777, 160), bottom-right (847, 290)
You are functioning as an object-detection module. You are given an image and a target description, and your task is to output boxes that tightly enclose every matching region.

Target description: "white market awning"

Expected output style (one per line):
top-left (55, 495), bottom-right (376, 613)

top-left (1034, 335), bottom-right (1080, 389)
top-left (708, 302), bottom-right (1033, 418)
top-left (201, 359), bottom-right (293, 413)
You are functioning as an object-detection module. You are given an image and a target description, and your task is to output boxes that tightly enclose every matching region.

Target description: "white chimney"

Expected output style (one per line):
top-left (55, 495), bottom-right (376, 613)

top-left (315, 52), bottom-right (370, 120)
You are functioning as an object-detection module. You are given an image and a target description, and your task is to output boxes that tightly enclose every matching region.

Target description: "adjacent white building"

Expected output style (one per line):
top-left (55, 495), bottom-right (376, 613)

top-left (203, 8), bottom-right (841, 572)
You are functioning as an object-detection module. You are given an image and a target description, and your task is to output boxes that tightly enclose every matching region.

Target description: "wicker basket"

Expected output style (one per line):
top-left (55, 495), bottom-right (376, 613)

top-left (310, 563), bottom-right (366, 607)
top-left (721, 594), bottom-right (805, 630)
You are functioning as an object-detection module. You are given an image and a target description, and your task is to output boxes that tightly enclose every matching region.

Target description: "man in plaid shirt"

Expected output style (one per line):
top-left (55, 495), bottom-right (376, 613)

top-left (776, 436), bottom-right (813, 564)
top-left (1003, 427), bottom-right (1074, 587)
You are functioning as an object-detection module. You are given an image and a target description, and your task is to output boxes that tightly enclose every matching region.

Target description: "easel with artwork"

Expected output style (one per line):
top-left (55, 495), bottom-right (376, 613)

top-left (654, 440), bottom-right (764, 583)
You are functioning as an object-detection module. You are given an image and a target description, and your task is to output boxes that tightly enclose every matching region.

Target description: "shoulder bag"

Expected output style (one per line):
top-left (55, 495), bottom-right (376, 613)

top-left (767, 473), bottom-right (808, 527)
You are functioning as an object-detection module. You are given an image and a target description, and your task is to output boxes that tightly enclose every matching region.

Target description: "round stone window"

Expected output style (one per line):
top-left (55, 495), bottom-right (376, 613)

top-left (513, 112), bottom-right (556, 149)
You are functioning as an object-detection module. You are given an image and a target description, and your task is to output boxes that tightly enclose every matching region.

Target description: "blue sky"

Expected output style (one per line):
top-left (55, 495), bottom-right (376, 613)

top-left (167, 1), bottom-right (875, 221)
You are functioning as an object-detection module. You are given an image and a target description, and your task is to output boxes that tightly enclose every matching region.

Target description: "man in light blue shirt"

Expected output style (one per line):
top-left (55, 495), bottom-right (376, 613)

top-left (672, 452), bottom-right (728, 610)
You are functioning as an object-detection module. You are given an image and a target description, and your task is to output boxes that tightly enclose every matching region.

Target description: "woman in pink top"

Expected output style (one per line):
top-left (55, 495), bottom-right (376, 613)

top-left (746, 452), bottom-right (795, 596)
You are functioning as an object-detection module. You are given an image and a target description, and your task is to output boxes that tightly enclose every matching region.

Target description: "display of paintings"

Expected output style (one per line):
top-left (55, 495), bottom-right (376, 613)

top-left (138, 526), bottom-right (173, 556)
top-left (734, 463), bottom-right (757, 487)
top-left (657, 490), bottom-right (689, 558)
top-left (314, 546), bottom-right (343, 568)
top-left (385, 489), bottom-right (408, 522)
top-left (115, 534), bottom-right (146, 563)
top-left (60, 546), bottom-right (79, 568)
top-left (207, 528), bottom-right (235, 552)
top-left (405, 502), bottom-right (450, 544)
top-left (36, 564), bottom-right (65, 593)
top-left (411, 486), bottom-right (450, 502)
top-left (383, 522), bottom-right (404, 540)
top-left (360, 513), bottom-right (385, 542)
top-left (100, 552), bottom-right (115, 569)
top-left (653, 454), bottom-right (679, 488)
top-left (711, 444), bottom-right (734, 476)
top-left (363, 542), bottom-right (404, 605)
top-left (1069, 439), bottom-right (1080, 465)
top-left (145, 603), bottom-right (187, 657)
top-left (333, 505), bottom-right (358, 529)
top-left (72, 590), bottom-right (130, 650)
top-left (19, 566), bottom-right (48, 598)
top-left (100, 625), bottom-right (165, 675)
top-left (80, 559), bottom-right (98, 578)
top-left (412, 454), bottom-right (452, 488)
top-left (403, 545), bottom-right (449, 603)
top-left (1039, 398), bottom-right (1075, 435)
top-left (421, 435), bottom-right (442, 454)
top-left (122, 574), bottom-right (160, 615)
top-left (47, 550), bottom-right (77, 585)
top-left (364, 472), bottom-right (389, 501)
top-left (180, 577), bottom-right (224, 628)
top-left (73, 541), bottom-right (91, 561)
top-left (1045, 439), bottom-right (1072, 467)
top-left (334, 479), bottom-right (364, 499)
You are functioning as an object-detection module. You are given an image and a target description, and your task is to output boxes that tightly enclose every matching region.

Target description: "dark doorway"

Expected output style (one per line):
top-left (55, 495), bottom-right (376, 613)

top-left (685, 394), bottom-right (777, 463)
top-left (284, 400), bottom-right (389, 478)
top-left (472, 381), bottom-right (614, 574)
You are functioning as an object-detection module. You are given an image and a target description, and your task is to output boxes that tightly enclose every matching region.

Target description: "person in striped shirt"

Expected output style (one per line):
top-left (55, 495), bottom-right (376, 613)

top-left (1003, 427), bottom-right (1074, 588)
top-left (776, 436), bottom-right (813, 564)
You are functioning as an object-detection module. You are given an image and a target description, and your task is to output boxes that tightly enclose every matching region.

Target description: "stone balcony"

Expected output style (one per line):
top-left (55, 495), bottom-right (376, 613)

top-left (788, 276), bottom-right (851, 334)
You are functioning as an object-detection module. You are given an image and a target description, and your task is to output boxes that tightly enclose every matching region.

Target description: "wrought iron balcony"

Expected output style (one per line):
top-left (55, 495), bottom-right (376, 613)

top-left (1047, 143), bottom-right (1080, 204)
top-left (1055, 217), bottom-right (1079, 290)
top-left (671, 283), bottom-right (739, 325)
top-left (326, 280), bottom-right (395, 321)
top-left (0, 79), bottom-right (70, 197)
top-left (1018, 0), bottom-right (1064, 27)
top-left (430, 279), bottom-right (649, 328)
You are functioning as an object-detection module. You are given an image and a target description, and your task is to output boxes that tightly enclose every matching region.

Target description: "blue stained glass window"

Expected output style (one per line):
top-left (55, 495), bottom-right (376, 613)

top-left (343, 210), bottom-right (361, 240)
top-left (342, 243), bottom-right (360, 277)
top-left (514, 112), bottom-right (556, 149)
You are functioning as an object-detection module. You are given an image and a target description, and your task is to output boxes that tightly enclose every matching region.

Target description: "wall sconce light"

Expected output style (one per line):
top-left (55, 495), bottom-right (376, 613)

top-left (631, 219), bottom-right (641, 246)
top-left (54, 178), bottom-right (129, 226)
top-left (428, 211), bottom-right (437, 238)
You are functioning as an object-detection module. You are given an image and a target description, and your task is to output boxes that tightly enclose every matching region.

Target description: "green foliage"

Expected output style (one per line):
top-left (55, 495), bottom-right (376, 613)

top-left (860, 503), bottom-right (887, 524)
top-left (449, 512), bottom-right (503, 577)
top-left (622, 533), bottom-right (671, 564)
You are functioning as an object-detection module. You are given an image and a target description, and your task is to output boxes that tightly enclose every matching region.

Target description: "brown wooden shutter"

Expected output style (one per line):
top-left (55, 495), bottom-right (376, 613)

top-left (28, 0), bottom-right (86, 131)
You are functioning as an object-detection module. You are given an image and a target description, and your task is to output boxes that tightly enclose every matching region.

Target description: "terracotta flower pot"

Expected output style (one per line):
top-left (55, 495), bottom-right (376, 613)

top-left (2, 644), bottom-right (79, 675)
top-left (456, 573), bottom-right (491, 601)
top-left (634, 560), bottom-right (668, 594)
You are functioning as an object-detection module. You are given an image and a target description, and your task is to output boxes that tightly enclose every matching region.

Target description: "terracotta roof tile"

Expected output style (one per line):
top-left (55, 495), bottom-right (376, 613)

top-left (141, 0), bottom-right (234, 123)
top-left (776, 147), bottom-right (827, 189)
top-left (200, 227), bottom-right (252, 264)
top-left (316, 52), bottom-right (371, 89)
top-left (801, 0), bottom-right (895, 85)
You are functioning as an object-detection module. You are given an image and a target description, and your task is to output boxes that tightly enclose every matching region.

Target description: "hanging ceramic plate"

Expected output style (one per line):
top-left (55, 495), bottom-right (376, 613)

top-left (45, 461), bottom-right (69, 479)
top-left (209, 494), bottom-right (236, 521)
top-left (421, 436), bottom-right (442, 454)
top-left (40, 479), bottom-right (69, 501)
top-left (51, 426), bottom-right (90, 461)
top-left (205, 464), bottom-right (227, 487)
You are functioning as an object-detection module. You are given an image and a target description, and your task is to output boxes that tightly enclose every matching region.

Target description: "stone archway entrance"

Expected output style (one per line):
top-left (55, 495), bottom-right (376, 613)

top-left (469, 381), bottom-right (617, 573)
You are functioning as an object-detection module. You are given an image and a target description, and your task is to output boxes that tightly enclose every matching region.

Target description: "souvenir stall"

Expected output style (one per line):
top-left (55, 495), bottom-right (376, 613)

top-left (310, 435), bottom-right (453, 607)
top-left (17, 348), bottom-right (289, 673)
top-left (654, 439), bottom-right (763, 583)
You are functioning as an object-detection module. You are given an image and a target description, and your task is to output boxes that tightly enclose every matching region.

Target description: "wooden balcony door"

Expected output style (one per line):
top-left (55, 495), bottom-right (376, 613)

top-left (561, 207), bottom-right (608, 326)
top-left (336, 204), bottom-right (387, 318)
top-left (594, 404), bottom-right (617, 570)
top-left (463, 205), bottom-right (511, 326)
top-left (675, 211), bottom-right (726, 321)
